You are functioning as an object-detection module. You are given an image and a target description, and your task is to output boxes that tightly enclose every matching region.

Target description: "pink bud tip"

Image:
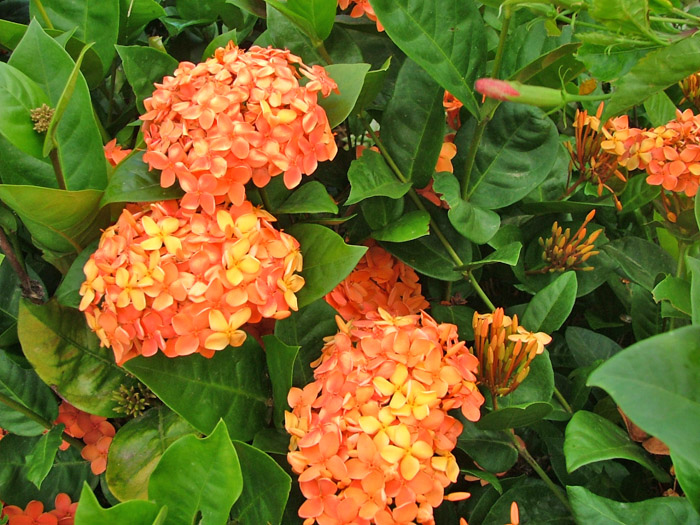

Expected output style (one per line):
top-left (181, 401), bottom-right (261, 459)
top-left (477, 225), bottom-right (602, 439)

top-left (475, 78), bottom-right (520, 101)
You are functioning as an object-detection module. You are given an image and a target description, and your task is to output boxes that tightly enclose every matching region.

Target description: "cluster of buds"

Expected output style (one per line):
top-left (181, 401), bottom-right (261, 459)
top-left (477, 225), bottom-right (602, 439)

top-left (601, 109), bottom-right (700, 197)
top-left (55, 401), bottom-right (115, 475)
top-left (141, 43), bottom-right (338, 206)
top-left (337, 0), bottom-right (384, 31)
top-left (325, 242), bottom-right (428, 321)
top-left (565, 104), bottom-right (626, 210)
top-left (680, 72), bottom-right (700, 111)
top-left (472, 309), bottom-right (551, 401)
top-left (2, 494), bottom-right (77, 525)
top-left (80, 199), bottom-right (303, 365)
top-left (531, 210), bottom-right (602, 274)
top-left (112, 382), bottom-right (157, 418)
top-left (30, 103), bottom-right (54, 134)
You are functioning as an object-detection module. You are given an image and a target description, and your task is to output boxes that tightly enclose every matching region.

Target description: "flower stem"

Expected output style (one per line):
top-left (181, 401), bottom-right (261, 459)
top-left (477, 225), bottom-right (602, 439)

top-left (49, 149), bottom-right (67, 191)
top-left (553, 386), bottom-right (573, 414)
top-left (0, 392), bottom-right (84, 451)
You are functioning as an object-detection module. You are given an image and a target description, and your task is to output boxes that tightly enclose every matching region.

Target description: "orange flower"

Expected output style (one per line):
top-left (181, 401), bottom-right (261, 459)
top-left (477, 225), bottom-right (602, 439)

top-left (286, 310), bottom-right (484, 524)
top-left (325, 242), bottom-right (428, 321)
top-left (141, 44), bottom-right (338, 209)
top-left (338, 0), bottom-right (384, 31)
top-left (444, 91), bottom-right (463, 131)
top-left (2, 494), bottom-right (77, 525)
top-left (80, 199), bottom-right (304, 364)
top-left (103, 139), bottom-right (132, 167)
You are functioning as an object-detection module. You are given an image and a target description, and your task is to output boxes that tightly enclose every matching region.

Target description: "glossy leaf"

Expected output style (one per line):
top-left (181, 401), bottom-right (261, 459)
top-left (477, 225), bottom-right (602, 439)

top-left (380, 58), bottom-right (446, 187)
top-left (371, 210), bottom-right (430, 242)
top-left (457, 421), bottom-right (518, 474)
top-left (568, 485), bottom-right (700, 525)
top-left (455, 242), bottom-right (522, 271)
top-left (275, 181), bottom-right (338, 214)
top-left (477, 402), bottom-right (553, 431)
top-left (264, 0), bottom-right (336, 41)
top-left (521, 272), bottom-right (578, 333)
top-left (456, 103), bottom-right (559, 209)
top-left (116, 46), bottom-right (179, 112)
top-left (287, 223), bottom-right (367, 308)
top-left (498, 350), bottom-right (555, 408)
top-left (564, 410), bottom-right (669, 481)
top-left (263, 335), bottom-right (300, 427)
top-left (369, 0), bottom-right (486, 118)
top-left (351, 57), bottom-right (391, 114)
top-left (124, 337), bottom-right (271, 439)
top-left (76, 483), bottom-right (165, 525)
top-left (106, 406), bottom-right (196, 501)
top-left (0, 349), bottom-right (58, 436)
top-left (119, 0), bottom-right (167, 44)
top-left (319, 63), bottom-right (371, 128)
top-left (565, 327), bottom-right (621, 367)
top-left (25, 425), bottom-right (64, 489)
top-left (230, 442), bottom-right (291, 525)
top-left (346, 149), bottom-right (411, 204)
top-left (483, 478), bottom-right (572, 525)
top-left (149, 420), bottom-right (242, 525)
top-left (17, 299), bottom-right (134, 417)
top-left (99, 151), bottom-right (184, 207)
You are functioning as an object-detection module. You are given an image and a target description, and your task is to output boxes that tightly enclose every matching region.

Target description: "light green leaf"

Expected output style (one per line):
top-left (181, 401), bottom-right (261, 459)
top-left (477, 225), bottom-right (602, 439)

top-left (652, 275), bottom-right (692, 317)
top-left (275, 181), bottom-right (338, 214)
top-left (687, 256), bottom-right (700, 325)
top-left (644, 90), bottom-right (677, 127)
top-left (522, 272), bottom-right (578, 333)
top-left (264, 0), bottom-right (336, 41)
top-left (25, 424), bottom-right (64, 489)
top-left (346, 149), bottom-right (411, 204)
top-left (319, 63), bottom-right (371, 128)
top-left (371, 210), bottom-right (429, 242)
top-left (263, 335), bottom-right (300, 427)
top-left (76, 483), bottom-right (165, 525)
top-left (455, 242), bottom-right (522, 271)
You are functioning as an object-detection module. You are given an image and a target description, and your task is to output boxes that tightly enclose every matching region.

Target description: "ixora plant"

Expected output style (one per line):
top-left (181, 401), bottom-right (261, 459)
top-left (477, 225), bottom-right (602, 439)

top-left (3, 0), bottom-right (700, 524)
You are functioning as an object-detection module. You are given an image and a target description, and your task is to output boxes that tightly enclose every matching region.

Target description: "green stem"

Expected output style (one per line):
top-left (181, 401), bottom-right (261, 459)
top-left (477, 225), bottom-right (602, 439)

top-left (0, 392), bottom-right (84, 451)
top-left (314, 40), bottom-right (333, 65)
top-left (461, 98), bottom-right (499, 201)
top-left (672, 7), bottom-right (700, 25)
top-left (49, 149), bottom-right (67, 191)
top-left (31, 0), bottom-right (54, 29)
top-left (511, 432), bottom-right (573, 512)
top-left (553, 386), bottom-right (573, 414)
top-left (677, 240), bottom-right (688, 280)
top-left (443, 281), bottom-right (453, 302)
top-left (491, 7), bottom-right (512, 79)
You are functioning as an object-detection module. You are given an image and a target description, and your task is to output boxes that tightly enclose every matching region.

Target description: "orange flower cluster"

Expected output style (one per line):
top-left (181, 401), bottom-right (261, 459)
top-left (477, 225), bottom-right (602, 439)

top-left (532, 210), bottom-right (602, 274)
top-left (680, 72), bottom-right (700, 110)
top-left (2, 494), bottom-right (77, 525)
top-left (601, 109), bottom-right (700, 197)
top-left (338, 0), bottom-right (384, 31)
top-left (286, 309), bottom-right (484, 524)
top-left (55, 401), bottom-right (115, 475)
top-left (80, 199), bottom-right (303, 364)
top-left (325, 242), bottom-right (428, 321)
top-left (141, 44), bottom-right (338, 208)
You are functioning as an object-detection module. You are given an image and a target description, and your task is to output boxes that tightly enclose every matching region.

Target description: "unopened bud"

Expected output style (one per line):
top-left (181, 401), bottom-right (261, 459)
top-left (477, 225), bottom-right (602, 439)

top-left (475, 78), bottom-right (567, 107)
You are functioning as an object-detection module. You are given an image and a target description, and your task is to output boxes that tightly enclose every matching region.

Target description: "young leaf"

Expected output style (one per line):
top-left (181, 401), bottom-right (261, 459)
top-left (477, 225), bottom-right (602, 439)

top-left (275, 181), bottom-right (338, 214)
top-left (521, 272), bottom-right (578, 333)
top-left (75, 483), bottom-right (164, 525)
top-left (346, 149), bottom-right (411, 204)
top-left (25, 425), bottom-right (65, 489)
top-left (149, 420), bottom-right (243, 525)
top-left (262, 335), bottom-right (300, 427)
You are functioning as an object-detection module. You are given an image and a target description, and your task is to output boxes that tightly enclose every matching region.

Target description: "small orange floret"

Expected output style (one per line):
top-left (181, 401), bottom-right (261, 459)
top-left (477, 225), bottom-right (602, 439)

top-left (103, 139), bottom-right (133, 167)
top-left (2, 493), bottom-right (77, 525)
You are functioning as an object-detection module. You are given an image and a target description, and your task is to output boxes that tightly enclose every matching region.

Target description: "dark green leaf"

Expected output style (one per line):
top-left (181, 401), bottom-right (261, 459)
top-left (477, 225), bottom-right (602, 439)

top-left (576, 42), bottom-right (650, 83)
top-left (380, 58), bottom-right (446, 187)
top-left (512, 43), bottom-right (584, 88)
top-left (620, 173), bottom-right (660, 213)
top-left (252, 427), bottom-right (291, 455)
top-left (457, 421), bottom-right (518, 473)
top-left (276, 181), bottom-right (338, 214)
top-left (263, 335), bottom-right (300, 428)
top-left (124, 338), bottom-right (271, 439)
top-left (369, 0), bottom-right (486, 118)
top-left (568, 485), bottom-right (700, 525)
top-left (55, 241), bottom-right (98, 309)
top-left (106, 406), bottom-right (196, 501)
top-left (346, 149), bottom-right (411, 204)
top-left (149, 420), bottom-right (242, 525)
top-left (630, 283), bottom-right (662, 340)
top-left (287, 223), bottom-right (367, 308)
top-left (565, 327), bottom-right (621, 368)
top-left (455, 103), bottom-right (559, 209)
top-left (0, 350), bottom-right (58, 436)
top-left (455, 242), bottom-right (522, 271)
top-left (228, 0), bottom-right (267, 18)
top-left (230, 442), bottom-right (291, 525)
top-left (119, 0), bottom-right (167, 44)
top-left (319, 63), bottom-right (371, 128)
top-left (76, 483), bottom-right (165, 525)
top-left (643, 90), bottom-right (677, 127)
top-left (371, 210), bottom-right (429, 242)
top-left (361, 196), bottom-right (404, 230)
top-left (687, 256), bottom-right (700, 325)
top-left (24, 425), bottom-right (64, 490)
top-left (484, 478), bottom-right (573, 525)
top-left (116, 46), bottom-right (179, 113)
top-left (522, 272), bottom-right (578, 333)
top-left (429, 304), bottom-right (475, 340)
top-left (477, 402), bottom-right (553, 431)
top-left (18, 300), bottom-right (134, 417)
top-left (351, 57), bottom-right (391, 114)
top-left (564, 410), bottom-right (669, 481)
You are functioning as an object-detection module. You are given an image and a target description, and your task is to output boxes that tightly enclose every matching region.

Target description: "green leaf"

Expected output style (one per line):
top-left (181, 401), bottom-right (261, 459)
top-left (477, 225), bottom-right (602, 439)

top-left (99, 151), bottom-right (184, 207)
top-left (25, 424), bottom-right (64, 490)
top-left (230, 442), bottom-right (292, 525)
top-left (116, 46), bottom-right (179, 113)
top-left (564, 410), bottom-right (670, 481)
top-left (106, 406), bottom-right (196, 501)
top-left (456, 103), bottom-right (559, 209)
top-left (10, 20), bottom-right (107, 190)
top-left (433, 171), bottom-right (501, 244)
top-left (672, 449), bottom-right (700, 514)
top-left (603, 34), bottom-right (700, 119)
top-left (55, 241), bottom-right (98, 309)
top-left (522, 272), bottom-right (578, 333)
top-left (351, 57), bottom-right (391, 115)
top-left (457, 421), bottom-right (518, 473)
top-left (0, 350), bottom-right (58, 436)
top-left (0, 434), bottom-right (91, 507)
top-left (643, 90), bottom-right (677, 127)
top-left (202, 29), bottom-right (238, 60)
top-left (17, 299), bottom-right (134, 417)
top-left (477, 402), bottom-right (553, 431)
top-left (565, 327), bottom-right (621, 367)
top-left (568, 485), bottom-right (700, 525)
top-left (0, 185), bottom-right (105, 255)
top-left (620, 173), bottom-right (660, 213)
top-left (0, 62), bottom-right (49, 158)
top-left (602, 237), bottom-right (674, 291)
top-left (512, 43), bottom-right (585, 88)
top-left (380, 58), bottom-right (446, 187)
top-left (429, 304), bottom-right (475, 340)
top-left (484, 478), bottom-right (573, 525)
top-left (455, 242), bottom-right (522, 271)
top-left (652, 275), bottom-right (692, 317)
top-left (498, 349), bottom-right (555, 408)
top-left (119, 0), bottom-right (167, 44)
top-left (587, 326), bottom-right (700, 473)
top-left (76, 483), bottom-right (165, 525)
top-left (263, 335), bottom-right (300, 428)
top-left (687, 256), bottom-right (700, 325)
top-left (371, 210), bottom-right (429, 242)
top-left (30, 0), bottom-right (119, 75)
top-left (318, 63), bottom-right (371, 128)
top-left (589, 0), bottom-right (655, 38)
top-left (369, 0), bottom-right (486, 118)
top-left (287, 223), bottom-right (367, 308)
top-left (264, 0), bottom-right (336, 40)
top-left (576, 42), bottom-right (649, 83)
top-left (346, 149), bottom-right (411, 204)
top-left (631, 283), bottom-right (662, 340)
top-left (149, 420), bottom-right (242, 525)
top-left (124, 337), bottom-right (271, 439)
top-left (275, 181), bottom-right (338, 214)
